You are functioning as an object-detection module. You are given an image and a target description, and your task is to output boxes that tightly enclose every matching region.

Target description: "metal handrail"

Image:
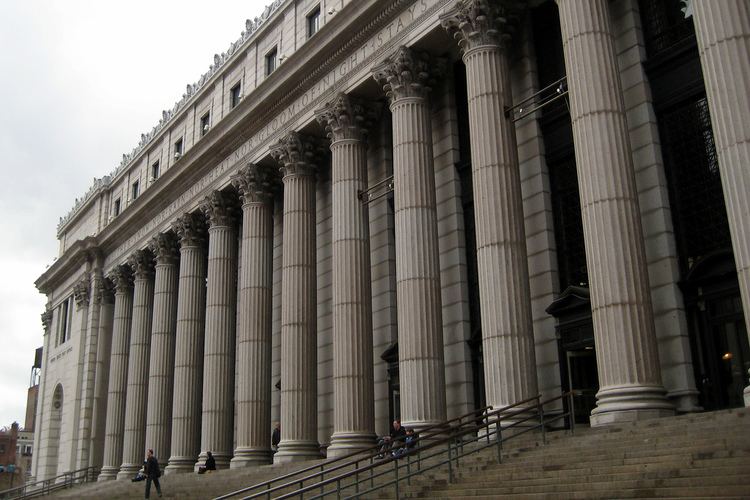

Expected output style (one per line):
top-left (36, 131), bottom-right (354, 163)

top-left (0, 466), bottom-right (99, 500)
top-left (214, 404), bottom-right (493, 500)
top-left (216, 392), bottom-right (575, 500)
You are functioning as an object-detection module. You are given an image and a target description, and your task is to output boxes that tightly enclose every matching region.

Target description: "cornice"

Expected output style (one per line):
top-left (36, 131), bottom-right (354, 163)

top-left (35, 236), bottom-right (101, 295)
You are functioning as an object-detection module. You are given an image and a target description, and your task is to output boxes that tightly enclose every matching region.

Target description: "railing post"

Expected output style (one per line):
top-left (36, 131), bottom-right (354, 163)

top-left (369, 456), bottom-right (374, 489)
top-left (406, 453), bottom-right (411, 485)
top-left (447, 439), bottom-right (453, 483)
top-left (538, 396), bottom-right (547, 445)
top-left (496, 419), bottom-right (503, 464)
top-left (569, 391), bottom-right (576, 435)
top-left (394, 456), bottom-right (399, 499)
top-left (320, 465), bottom-right (325, 497)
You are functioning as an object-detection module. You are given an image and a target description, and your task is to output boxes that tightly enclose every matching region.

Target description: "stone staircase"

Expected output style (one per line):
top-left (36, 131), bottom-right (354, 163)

top-left (43, 407), bottom-right (750, 499)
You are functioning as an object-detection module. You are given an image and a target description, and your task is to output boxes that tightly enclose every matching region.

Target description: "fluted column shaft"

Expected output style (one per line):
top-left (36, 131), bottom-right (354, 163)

top-left (99, 268), bottom-right (133, 481)
top-left (442, 2), bottom-right (539, 410)
top-left (145, 234), bottom-right (180, 461)
top-left (692, 0), bottom-right (750, 403)
top-left (316, 95), bottom-right (376, 456)
top-left (271, 132), bottom-right (321, 462)
top-left (118, 252), bottom-right (155, 479)
top-left (197, 192), bottom-right (238, 470)
top-left (231, 166), bottom-right (275, 467)
top-left (557, 0), bottom-right (673, 425)
top-left (167, 214), bottom-right (207, 473)
top-left (89, 282), bottom-right (114, 469)
top-left (373, 47), bottom-right (447, 429)
top-left (76, 273), bottom-right (101, 469)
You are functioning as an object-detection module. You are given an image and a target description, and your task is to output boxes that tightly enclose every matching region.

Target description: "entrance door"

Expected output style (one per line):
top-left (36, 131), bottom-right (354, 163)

top-left (566, 349), bottom-right (599, 423)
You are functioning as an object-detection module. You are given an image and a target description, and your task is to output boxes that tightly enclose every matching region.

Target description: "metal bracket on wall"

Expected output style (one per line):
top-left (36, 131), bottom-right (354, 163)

top-left (358, 175), bottom-right (394, 204)
top-left (505, 76), bottom-right (569, 123)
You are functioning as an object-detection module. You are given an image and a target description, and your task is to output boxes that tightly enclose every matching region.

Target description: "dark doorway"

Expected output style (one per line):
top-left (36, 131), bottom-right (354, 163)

top-left (381, 343), bottom-right (401, 423)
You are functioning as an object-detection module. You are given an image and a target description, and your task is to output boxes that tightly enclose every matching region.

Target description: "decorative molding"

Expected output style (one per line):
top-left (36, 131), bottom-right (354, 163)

top-left (97, 277), bottom-right (116, 305)
top-left (149, 232), bottom-right (180, 265)
top-left (315, 93), bottom-right (380, 143)
top-left (73, 274), bottom-right (91, 307)
top-left (173, 213), bottom-right (207, 248)
top-left (372, 45), bottom-right (446, 103)
top-left (41, 309), bottom-right (53, 332)
top-left (440, 0), bottom-right (526, 53)
top-left (108, 265), bottom-right (134, 293)
top-left (231, 164), bottom-right (277, 205)
top-left (270, 131), bottom-right (325, 177)
top-left (128, 249), bottom-right (155, 279)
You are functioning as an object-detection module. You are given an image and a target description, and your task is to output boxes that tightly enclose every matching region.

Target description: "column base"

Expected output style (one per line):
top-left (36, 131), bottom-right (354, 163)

top-left (590, 384), bottom-right (675, 427)
top-left (743, 384), bottom-right (750, 407)
top-left (326, 432), bottom-right (377, 459)
top-left (116, 463), bottom-right (141, 481)
top-left (273, 440), bottom-right (321, 463)
top-left (97, 466), bottom-right (119, 481)
top-left (165, 456), bottom-right (196, 475)
top-left (230, 448), bottom-right (273, 468)
top-left (667, 389), bottom-right (702, 413)
top-left (195, 451), bottom-right (231, 471)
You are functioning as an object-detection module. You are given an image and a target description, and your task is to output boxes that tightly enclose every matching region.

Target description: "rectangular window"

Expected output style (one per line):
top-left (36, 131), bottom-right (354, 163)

top-left (132, 179), bottom-right (140, 200)
top-left (174, 137), bottom-right (184, 159)
top-left (151, 160), bottom-right (160, 180)
top-left (200, 113), bottom-right (210, 136)
top-left (113, 198), bottom-right (121, 216)
top-left (230, 82), bottom-right (242, 109)
top-left (57, 296), bottom-right (72, 345)
top-left (307, 6), bottom-right (320, 38)
top-left (266, 47), bottom-right (278, 76)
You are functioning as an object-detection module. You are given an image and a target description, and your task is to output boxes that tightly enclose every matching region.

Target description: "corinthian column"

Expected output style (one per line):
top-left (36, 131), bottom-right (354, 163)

top-left (373, 47), bottom-right (447, 429)
top-left (90, 278), bottom-right (115, 469)
top-left (556, 0), bottom-right (673, 425)
top-left (692, 0), bottom-right (750, 405)
top-left (270, 132), bottom-right (321, 462)
top-left (145, 232), bottom-right (180, 461)
top-left (99, 266), bottom-right (134, 481)
top-left (196, 191), bottom-right (238, 470)
top-left (230, 165), bottom-right (276, 467)
top-left (76, 270), bottom-right (101, 470)
top-left (118, 250), bottom-right (155, 479)
top-left (315, 94), bottom-right (377, 456)
top-left (167, 213), bottom-right (207, 473)
top-left (441, 0), bottom-right (538, 410)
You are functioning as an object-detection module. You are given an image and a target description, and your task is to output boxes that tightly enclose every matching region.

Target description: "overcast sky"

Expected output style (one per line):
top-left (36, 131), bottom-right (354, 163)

top-left (0, 0), bottom-right (270, 429)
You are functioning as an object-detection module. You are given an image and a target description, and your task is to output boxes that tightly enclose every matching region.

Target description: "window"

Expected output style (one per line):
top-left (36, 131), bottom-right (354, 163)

top-left (200, 113), bottom-right (210, 136)
top-left (151, 160), bottom-right (160, 180)
top-left (56, 296), bottom-right (73, 346)
top-left (230, 82), bottom-right (242, 109)
top-left (132, 179), bottom-right (140, 200)
top-left (174, 137), bottom-right (184, 159)
top-left (307, 6), bottom-right (320, 38)
top-left (113, 198), bottom-right (121, 217)
top-left (265, 47), bottom-right (278, 76)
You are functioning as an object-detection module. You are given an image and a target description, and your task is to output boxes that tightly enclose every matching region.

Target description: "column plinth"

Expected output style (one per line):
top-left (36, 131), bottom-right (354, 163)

top-left (441, 1), bottom-right (539, 412)
top-left (118, 250), bottom-right (155, 479)
top-left (144, 233), bottom-right (179, 462)
top-left (196, 191), bottom-right (238, 470)
top-left (316, 95), bottom-right (377, 457)
top-left (556, 0), bottom-right (673, 425)
top-left (166, 214), bottom-right (207, 474)
top-left (230, 165), bottom-right (275, 468)
top-left (373, 47), bottom-right (447, 430)
top-left (99, 266), bottom-right (134, 481)
top-left (692, 0), bottom-right (750, 405)
top-left (271, 132), bottom-right (322, 462)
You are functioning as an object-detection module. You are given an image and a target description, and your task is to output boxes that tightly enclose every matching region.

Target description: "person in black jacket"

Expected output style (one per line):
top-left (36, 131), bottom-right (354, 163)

top-left (144, 449), bottom-right (162, 499)
top-left (377, 420), bottom-right (407, 458)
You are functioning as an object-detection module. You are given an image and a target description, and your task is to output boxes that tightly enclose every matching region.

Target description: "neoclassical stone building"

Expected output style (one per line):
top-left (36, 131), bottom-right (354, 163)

top-left (33, 0), bottom-right (750, 482)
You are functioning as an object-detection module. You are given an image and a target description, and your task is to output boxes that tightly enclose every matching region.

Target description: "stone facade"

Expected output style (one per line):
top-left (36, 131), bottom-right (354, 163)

top-left (33, 0), bottom-right (750, 481)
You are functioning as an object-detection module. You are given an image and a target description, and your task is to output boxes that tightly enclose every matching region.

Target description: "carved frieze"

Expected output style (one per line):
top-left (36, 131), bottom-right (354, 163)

top-left (231, 164), bottom-right (277, 206)
top-left (270, 132), bottom-right (325, 177)
top-left (315, 93), bottom-right (380, 143)
top-left (200, 191), bottom-right (238, 228)
top-left (372, 46), bottom-right (446, 103)
top-left (440, 0), bottom-right (526, 53)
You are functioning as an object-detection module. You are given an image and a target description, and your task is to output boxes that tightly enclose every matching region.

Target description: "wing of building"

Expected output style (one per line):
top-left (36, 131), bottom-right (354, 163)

top-left (32, 0), bottom-right (750, 482)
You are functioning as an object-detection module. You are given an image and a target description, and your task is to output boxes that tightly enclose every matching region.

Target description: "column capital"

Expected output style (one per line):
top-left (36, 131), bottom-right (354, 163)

top-left (173, 212), bottom-right (207, 247)
top-left (231, 163), bottom-right (277, 206)
top-left (108, 265), bottom-right (134, 293)
top-left (74, 273), bottom-right (91, 307)
top-left (440, 0), bottom-right (525, 53)
top-left (372, 46), bottom-right (445, 103)
top-left (270, 132), bottom-right (324, 177)
top-left (149, 232), bottom-right (180, 265)
top-left (128, 249), bottom-right (155, 280)
top-left (41, 308), bottom-right (53, 332)
top-left (200, 191), bottom-right (238, 228)
top-left (97, 276), bottom-right (116, 305)
top-left (315, 93), bottom-right (379, 143)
